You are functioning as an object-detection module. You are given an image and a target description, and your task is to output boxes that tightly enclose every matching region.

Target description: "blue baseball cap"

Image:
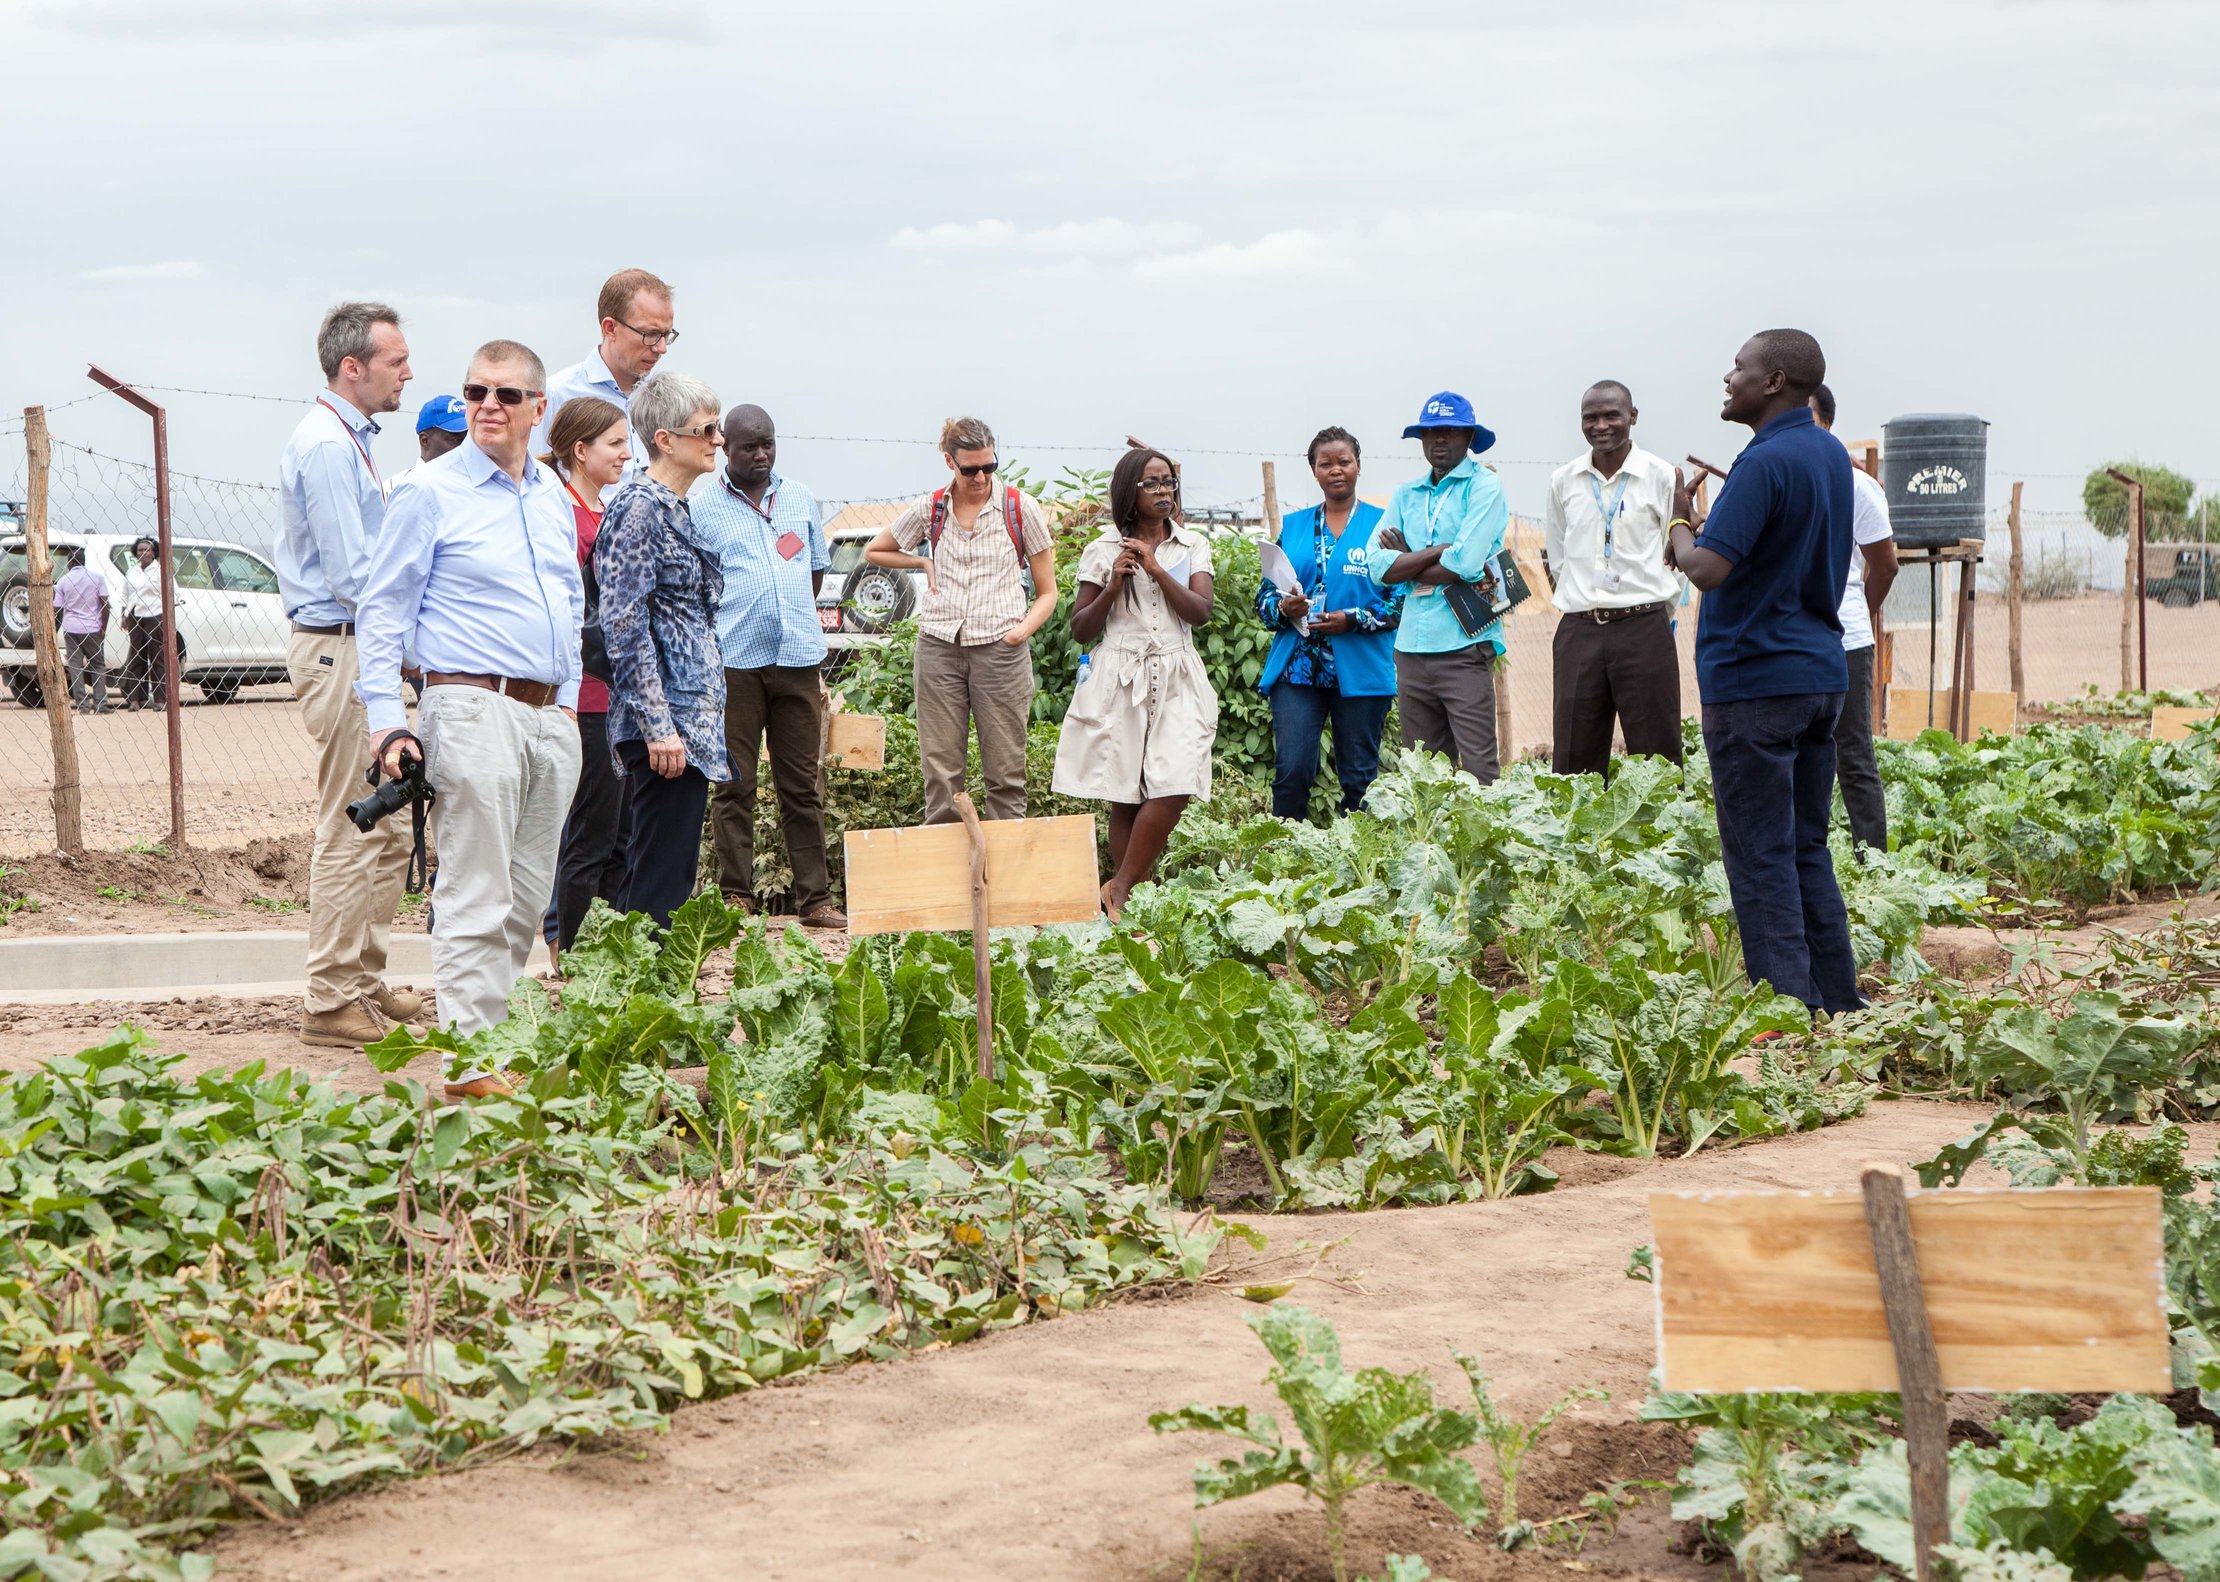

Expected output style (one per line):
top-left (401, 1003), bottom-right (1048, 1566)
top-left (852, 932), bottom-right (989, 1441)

top-left (415, 394), bottom-right (468, 434)
top-left (1401, 390), bottom-right (1496, 455)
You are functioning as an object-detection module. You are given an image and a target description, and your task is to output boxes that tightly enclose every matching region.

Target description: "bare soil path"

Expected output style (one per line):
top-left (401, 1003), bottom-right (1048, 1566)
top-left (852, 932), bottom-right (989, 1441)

top-left (212, 1099), bottom-right (2001, 1582)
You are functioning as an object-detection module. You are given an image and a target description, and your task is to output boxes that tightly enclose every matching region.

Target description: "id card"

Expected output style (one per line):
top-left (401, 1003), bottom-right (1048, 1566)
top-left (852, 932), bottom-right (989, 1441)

top-left (775, 531), bottom-right (804, 561)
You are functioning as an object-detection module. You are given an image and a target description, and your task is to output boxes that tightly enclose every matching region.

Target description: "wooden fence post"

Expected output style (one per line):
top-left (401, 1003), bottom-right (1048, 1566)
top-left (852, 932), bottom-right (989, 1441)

top-left (1862, 1165), bottom-right (1949, 1582)
top-left (2005, 481), bottom-right (2025, 707)
top-left (2106, 471), bottom-right (2142, 692)
top-left (21, 407), bottom-right (82, 855)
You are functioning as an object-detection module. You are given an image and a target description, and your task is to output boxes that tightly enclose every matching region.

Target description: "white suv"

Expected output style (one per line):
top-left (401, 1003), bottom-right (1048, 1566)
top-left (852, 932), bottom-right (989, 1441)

top-left (0, 530), bottom-right (293, 707)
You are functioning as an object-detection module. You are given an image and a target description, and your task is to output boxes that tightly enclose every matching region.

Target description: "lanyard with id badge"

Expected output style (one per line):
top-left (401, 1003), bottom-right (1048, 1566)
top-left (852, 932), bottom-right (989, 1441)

top-left (1584, 471), bottom-right (1631, 595)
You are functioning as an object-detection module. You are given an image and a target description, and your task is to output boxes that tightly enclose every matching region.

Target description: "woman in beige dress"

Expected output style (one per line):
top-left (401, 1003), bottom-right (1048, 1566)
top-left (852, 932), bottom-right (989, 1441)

top-left (1054, 447), bottom-right (1218, 918)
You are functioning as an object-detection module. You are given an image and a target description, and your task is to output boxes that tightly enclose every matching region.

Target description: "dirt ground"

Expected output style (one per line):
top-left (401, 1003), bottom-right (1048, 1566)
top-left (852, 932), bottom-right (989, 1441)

top-left (206, 1100), bottom-right (2002, 1582)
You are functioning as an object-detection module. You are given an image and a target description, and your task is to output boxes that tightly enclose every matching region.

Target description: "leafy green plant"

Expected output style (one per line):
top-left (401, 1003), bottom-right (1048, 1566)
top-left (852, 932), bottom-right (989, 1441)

top-left (1151, 1305), bottom-right (1488, 1582)
top-left (1456, 1354), bottom-right (1605, 1545)
top-left (0, 864), bottom-right (36, 925)
top-left (244, 894), bottom-right (301, 914)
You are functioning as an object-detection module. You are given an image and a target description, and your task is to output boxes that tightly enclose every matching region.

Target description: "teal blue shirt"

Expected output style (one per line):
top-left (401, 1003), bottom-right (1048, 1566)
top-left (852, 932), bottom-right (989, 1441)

top-left (1362, 458), bottom-right (1509, 654)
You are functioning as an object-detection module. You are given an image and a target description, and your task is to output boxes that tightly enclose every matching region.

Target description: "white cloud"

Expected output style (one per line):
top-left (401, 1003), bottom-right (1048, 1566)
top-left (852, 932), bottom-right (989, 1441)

top-left (890, 218), bottom-right (1200, 258)
top-left (1131, 229), bottom-right (1344, 282)
top-left (83, 259), bottom-right (206, 281)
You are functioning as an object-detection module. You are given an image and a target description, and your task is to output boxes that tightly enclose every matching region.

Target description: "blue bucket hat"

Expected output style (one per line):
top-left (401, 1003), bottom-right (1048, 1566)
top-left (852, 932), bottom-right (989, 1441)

top-left (1401, 390), bottom-right (1496, 456)
top-left (415, 394), bottom-right (468, 434)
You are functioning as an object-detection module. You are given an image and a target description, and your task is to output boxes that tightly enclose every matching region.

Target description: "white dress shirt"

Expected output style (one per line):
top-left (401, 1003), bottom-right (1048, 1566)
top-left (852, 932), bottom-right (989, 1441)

top-left (1540, 444), bottom-right (1681, 611)
top-left (121, 560), bottom-right (164, 619)
top-left (354, 440), bottom-right (584, 735)
top-left (1838, 458), bottom-right (1894, 651)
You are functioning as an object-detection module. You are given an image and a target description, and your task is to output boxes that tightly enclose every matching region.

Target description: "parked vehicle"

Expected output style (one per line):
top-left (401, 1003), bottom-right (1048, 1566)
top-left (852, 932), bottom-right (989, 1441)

top-left (816, 521), bottom-right (926, 660)
top-left (2144, 541), bottom-right (2220, 608)
top-left (0, 530), bottom-right (293, 707)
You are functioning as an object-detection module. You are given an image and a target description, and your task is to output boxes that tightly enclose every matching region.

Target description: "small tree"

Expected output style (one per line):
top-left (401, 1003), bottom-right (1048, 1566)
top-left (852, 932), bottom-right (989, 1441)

top-left (2082, 463), bottom-right (2196, 540)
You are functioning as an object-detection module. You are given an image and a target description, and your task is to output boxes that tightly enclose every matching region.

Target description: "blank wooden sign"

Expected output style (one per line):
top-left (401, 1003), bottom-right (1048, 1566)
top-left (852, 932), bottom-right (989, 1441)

top-left (845, 815), bottom-right (1100, 935)
top-left (2152, 705), bottom-right (2217, 743)
top-left (1885, 689), bottom-right (2017, 741)
top-left (826, 713), bottom-right (886, 770)
top-left (1650, 1187), bottom-right (2169, 1393)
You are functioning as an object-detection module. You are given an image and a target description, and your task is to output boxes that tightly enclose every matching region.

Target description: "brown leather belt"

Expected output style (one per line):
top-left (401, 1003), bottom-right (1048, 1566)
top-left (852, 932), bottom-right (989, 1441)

top-left (425, 671), bottom-right (560, 708)
top-left (1571, 600), bottom-right (1670, 625)
top-left (292, 621), bottom-right (354, 636)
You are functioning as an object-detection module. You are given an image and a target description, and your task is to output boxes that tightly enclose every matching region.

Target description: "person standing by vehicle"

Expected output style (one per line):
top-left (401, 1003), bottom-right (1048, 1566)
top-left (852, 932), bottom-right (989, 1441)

top-left (692, 403), bottom-right (845, 929)
top-left (1255, 427), bottom-right (1400, 817)
top-left (1808, 383), bottom-right (1898, 855)
top-left (1666, 329), bottom-right (1861, 1019)
top-left (1055, 448), bottom-right (1217, 919)
top-left (357, 339), bottom-right (584, 1098)
top-left (55, 546), bottom-right (112, 713)
top-left (541, 396), bottom-right (633, 950)
top-left (1540, 381), bottom-right (1684, 773)
top-left (595, 373), bottom-right (728, 926)
top-left (1365, 391), bottom-right (1511, 784)
top-left (536, 268), bottom-right (676, 477)
top-left (278, 301), bottom-right (420, 1050)
top-left (118, 537), bottom-right (165, 710)
top-left (864, 417), bottom-right (1057, 823)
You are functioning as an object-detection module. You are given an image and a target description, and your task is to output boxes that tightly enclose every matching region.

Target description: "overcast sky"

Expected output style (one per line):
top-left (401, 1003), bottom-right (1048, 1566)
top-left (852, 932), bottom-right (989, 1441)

top-left (4, 0), bottom-right (2215, 524)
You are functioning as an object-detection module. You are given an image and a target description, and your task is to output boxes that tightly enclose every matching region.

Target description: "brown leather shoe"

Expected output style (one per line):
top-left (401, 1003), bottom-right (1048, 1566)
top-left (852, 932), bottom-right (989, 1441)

top-left (797, 904), bottom-right (850, 931)
top-left (443, 1075), bottom-right (515, 1100)
top-left (721, 892), bottom-right (758, 917)
top-left (369, 983), bottom-right (426, 1024)
top-left (299, 998), bottom-right (389, 1049)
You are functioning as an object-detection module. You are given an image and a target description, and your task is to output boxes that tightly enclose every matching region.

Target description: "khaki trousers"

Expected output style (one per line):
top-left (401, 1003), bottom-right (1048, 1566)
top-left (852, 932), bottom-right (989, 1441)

top-left (913, 633), bottom-right (1033, 824)
top-left (289, 631), bottom-right (412, 1015)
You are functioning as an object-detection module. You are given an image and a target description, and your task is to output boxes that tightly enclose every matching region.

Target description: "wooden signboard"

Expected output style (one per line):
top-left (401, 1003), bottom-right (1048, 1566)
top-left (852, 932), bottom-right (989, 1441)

top-left (1653, 1171), bottom-right (2169, 1582)
top-left (826, 712), bottom-right (886, 770)
top-left (1885, 688), bottom-right (2017, 742)
top-left (844, 814), bottom-right (1100, 936)
top-left (2152, 705), bottom-right (2217, 743)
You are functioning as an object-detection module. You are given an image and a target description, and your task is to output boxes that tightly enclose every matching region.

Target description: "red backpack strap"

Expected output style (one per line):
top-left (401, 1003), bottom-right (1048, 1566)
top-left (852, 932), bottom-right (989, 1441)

top-left (1002, 485), bottom-right (1027, 562)
top-left (926, 487), bottom-right (950, 556)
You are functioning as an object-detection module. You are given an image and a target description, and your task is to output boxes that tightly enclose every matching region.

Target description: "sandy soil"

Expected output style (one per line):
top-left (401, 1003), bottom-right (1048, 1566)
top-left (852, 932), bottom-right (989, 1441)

top-left (211, 1099), bottom-right (2002, 1582)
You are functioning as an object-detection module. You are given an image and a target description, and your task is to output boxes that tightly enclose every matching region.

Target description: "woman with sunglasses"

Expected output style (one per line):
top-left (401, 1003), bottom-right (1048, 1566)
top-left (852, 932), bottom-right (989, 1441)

top-left (537, 396), bottom-right (632, 951)
top-left (592, 372), bottom-right (729, 926)
top-left (1255, 427), bottom-right (1402, 818)
top-left (865, 415), bottom-right (1057, 824)
top-left (1053, 447), bottom-right (1217, 920)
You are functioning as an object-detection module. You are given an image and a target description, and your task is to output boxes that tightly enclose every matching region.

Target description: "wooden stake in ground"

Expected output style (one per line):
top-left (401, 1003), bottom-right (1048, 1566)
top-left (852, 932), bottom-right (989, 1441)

top-left (1260, 459), bottom-right (1281, 540)
top-left (2106, 470), bottom-right (2142, 692)
top-left (20, 406), bottom-right (82, 855)
top-left (953, 791), bottom-right (993, 1080)
top-left (1861, 1164), bottom-right (1948, 1582)
top-left (2006, 481), bottom-right (2026, 707)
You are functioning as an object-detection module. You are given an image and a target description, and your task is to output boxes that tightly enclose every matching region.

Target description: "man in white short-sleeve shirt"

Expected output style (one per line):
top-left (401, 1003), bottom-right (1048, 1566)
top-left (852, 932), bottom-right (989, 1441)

top-left (1811, 383), bottom-right (1898, 854)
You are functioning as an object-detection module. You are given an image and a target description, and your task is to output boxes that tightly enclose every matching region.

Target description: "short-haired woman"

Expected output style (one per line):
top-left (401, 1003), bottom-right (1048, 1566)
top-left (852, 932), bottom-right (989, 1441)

top-left (864, 416), bottom-right (1058, 823)
top-left (1256, 427), bottom-right (1402, 818)
top-left (540, 396), bottom-right (633, 948)
top-left (1053, 447), bottom-right (1217, 919)
top-left (595, 373), bottom-right (728, 927)
top-left (119, 536), bottom-right (165, 710)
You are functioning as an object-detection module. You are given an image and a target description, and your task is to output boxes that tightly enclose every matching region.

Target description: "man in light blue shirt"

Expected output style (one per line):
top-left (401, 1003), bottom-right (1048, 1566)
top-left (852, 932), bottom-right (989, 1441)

top-left (356, 338), bottom-right (584, 1098)
top-left (1364, 390), bottom-right (1512, 784)
top-left (276, 301), bottom-right (423, 1052)
top-left (532, 266), bottom-right (676, 485)
top-left (690, 403), bottom-right (844, 927)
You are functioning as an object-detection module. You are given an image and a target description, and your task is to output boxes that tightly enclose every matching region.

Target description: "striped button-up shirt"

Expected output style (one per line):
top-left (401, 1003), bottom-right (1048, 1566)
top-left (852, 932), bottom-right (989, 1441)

top-left (277, 391), bottom-right (385, 625)
top-left (689, 468), bottom-right (830, 670)
top-left (888, 487), bottom-right (1052, 644)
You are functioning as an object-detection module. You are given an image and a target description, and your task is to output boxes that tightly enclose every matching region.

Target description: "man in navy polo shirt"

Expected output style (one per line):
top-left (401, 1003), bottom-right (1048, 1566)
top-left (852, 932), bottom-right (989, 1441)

top-left (1667, 329), bottom-right (1861, 1017)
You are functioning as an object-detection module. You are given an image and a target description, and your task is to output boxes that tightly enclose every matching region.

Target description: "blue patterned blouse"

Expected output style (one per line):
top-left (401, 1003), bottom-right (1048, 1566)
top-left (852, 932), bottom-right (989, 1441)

top-left (594, 474), bottom-right (730, 780)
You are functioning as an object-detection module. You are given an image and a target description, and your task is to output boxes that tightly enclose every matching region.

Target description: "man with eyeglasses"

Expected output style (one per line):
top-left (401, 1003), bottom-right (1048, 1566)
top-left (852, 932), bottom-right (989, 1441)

top-left (864, 415), bottom-right (1057, 823)
top-left (1540, 380), bottom-right (1685, 774)
top-left (535, 267), bottom-right (676, 487)
top-left (278, 300), bottom-right (422, 1052)
top-left (356, 341), bottom-right (585, 1099)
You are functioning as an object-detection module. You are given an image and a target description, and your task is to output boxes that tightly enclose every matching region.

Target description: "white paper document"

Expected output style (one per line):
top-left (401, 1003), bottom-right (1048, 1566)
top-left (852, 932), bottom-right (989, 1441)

top-left (1257, 540), bottom-right (1301, 595)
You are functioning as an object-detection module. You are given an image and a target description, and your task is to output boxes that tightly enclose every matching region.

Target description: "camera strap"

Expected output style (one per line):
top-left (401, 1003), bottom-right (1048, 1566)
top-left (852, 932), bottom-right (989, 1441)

top-left (406, 796), bottom-right (431, 897)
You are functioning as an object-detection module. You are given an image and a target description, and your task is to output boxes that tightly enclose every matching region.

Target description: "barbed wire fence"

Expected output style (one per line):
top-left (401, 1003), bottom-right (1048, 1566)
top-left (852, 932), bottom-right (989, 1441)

top-left (4, 383), bottom-right (2217, 855)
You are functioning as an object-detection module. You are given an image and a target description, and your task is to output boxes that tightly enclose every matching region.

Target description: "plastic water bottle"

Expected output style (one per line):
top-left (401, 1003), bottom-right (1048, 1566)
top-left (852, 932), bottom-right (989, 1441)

top-left (1077, 653), bottom-right (1092, 690)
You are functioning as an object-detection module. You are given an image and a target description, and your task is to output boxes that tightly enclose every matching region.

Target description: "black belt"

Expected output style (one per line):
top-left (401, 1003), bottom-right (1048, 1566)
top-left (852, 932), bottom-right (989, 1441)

top-left (1568, 600), bottom-right (1669, 625)
top-left (292, 621), bottom-right (355, 636)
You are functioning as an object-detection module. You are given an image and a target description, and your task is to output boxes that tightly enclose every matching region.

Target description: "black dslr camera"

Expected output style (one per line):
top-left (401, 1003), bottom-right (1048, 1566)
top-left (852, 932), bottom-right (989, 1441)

top-left (348, 752), bottom-right (435, 833)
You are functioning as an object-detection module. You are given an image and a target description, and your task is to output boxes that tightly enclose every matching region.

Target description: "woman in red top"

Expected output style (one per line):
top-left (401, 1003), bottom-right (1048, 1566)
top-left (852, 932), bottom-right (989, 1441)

top-left (542, 397), bottom-right (634, 951)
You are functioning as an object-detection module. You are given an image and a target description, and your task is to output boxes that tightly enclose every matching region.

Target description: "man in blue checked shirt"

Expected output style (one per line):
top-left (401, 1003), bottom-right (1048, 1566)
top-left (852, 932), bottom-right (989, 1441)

top-left (356, 338), bottom-right (585, 1099)
top-left (690, 404), bottom-right (846, 930)
top-left (1364, 390), bottom-right (1511, 784)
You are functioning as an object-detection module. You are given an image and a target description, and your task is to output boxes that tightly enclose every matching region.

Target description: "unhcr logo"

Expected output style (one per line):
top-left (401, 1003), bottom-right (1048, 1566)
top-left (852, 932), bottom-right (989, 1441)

top-left (1907, 464), bottom-right (1970, 496)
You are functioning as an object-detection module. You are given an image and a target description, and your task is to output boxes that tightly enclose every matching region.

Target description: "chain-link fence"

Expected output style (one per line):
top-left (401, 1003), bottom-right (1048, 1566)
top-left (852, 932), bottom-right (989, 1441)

top-left (4, 401), bottom-right (2216, 854)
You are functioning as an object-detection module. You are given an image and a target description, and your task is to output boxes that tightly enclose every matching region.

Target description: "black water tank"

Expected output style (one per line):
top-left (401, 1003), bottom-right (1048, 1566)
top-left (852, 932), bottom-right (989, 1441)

top-left (1882, 413), bottom-right (1988, 550)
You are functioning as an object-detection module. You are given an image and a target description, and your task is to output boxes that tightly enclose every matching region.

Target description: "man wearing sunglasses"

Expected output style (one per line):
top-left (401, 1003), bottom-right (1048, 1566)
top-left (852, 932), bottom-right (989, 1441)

top-left (535, 267), bottom-right (676, 489)
top-left (865, 415), bottom-right (1057, 823)
top-left (356, 340), bottom-right (585, 1099)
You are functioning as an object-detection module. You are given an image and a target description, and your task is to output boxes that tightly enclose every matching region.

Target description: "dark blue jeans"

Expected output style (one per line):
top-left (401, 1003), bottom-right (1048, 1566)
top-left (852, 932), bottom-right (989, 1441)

top-left (1270, 683), bottom-right (1393, 818)
top-left (1701, 691), bottom-right (1864, 1015)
